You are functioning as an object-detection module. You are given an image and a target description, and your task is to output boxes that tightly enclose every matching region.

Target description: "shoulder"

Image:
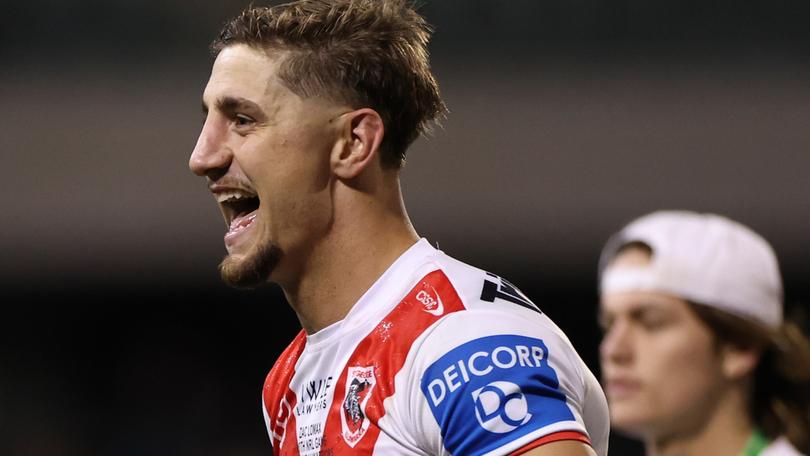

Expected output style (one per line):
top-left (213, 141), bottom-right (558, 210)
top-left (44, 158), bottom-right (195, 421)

top-left (413, 307), bottom-right (589, 412)
top-left (428, 248), bottom-right (545, 315)
top-left (399, 251), bottom-right (608, 455)
top-left (424, 250), bottom-right (575, 355)
top-left (418, 249), bottom-right (587, 386)
top-left (403, 309), bottom-right (601, 455)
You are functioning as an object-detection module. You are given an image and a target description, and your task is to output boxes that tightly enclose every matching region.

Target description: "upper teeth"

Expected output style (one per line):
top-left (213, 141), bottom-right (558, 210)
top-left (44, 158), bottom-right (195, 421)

top-left (215, 190), bottom-right (256, 203)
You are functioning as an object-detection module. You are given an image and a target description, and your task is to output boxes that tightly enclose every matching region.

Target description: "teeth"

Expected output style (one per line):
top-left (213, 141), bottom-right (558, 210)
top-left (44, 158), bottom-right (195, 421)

top-left (215, 189), bottom-right (257, 203)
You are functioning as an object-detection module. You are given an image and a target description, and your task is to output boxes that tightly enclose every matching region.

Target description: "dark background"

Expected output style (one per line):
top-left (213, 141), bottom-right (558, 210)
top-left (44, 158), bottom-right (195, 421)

top-left (2, 1), bottom-right (809, 454)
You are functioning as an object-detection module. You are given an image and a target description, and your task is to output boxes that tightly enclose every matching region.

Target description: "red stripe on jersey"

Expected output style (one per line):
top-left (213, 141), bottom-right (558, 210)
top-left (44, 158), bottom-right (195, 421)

top-left (320, 269), bottom-right (466, 454)
top-left (507, 430), bottom-right (591, 455)
top-left (263, 330), bottom-right (307, 456)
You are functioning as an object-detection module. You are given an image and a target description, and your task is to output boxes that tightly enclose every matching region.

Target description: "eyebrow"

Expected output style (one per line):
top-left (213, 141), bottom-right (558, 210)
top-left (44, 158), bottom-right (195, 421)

top-left (630, 305), bottom-right (668, 319)
top-left (599, 302), bottom-right (671, 326)
top-left (201, 96), bottom-right (266, 119)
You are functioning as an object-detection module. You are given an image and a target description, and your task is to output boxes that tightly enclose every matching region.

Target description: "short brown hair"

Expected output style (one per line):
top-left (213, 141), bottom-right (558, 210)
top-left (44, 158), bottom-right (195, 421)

top-left (212, 0), bottom-right (447, 168)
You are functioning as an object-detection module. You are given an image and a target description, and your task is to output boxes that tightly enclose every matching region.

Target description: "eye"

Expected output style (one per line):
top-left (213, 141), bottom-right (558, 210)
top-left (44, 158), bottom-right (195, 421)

top-left (234, 114), bottom-right (255, 127)
top-left (638, 312), bottom-right (670, 330)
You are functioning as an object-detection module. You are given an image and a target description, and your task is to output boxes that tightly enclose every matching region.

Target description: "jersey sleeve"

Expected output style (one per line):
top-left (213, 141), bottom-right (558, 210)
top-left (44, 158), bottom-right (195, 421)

top-left (409, 310), bottom-right (592, 456)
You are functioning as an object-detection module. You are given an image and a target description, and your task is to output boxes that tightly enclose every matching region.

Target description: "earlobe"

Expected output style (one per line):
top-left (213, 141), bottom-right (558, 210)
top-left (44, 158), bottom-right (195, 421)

top-left (331, 108), bottom-right (384, 179)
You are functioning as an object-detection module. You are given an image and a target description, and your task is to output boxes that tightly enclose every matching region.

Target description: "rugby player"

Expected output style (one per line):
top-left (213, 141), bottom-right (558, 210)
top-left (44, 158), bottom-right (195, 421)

top-left (599, 211), bottom-right (810, 456)
top-left (189, 1), bottom-right (609, 454)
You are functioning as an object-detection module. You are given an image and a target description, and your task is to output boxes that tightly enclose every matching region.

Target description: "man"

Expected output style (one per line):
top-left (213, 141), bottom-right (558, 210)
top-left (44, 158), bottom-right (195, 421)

top-left (598, 211), bottom-right (810, 455)
top-left (189, 1), bottom-right (608, 454)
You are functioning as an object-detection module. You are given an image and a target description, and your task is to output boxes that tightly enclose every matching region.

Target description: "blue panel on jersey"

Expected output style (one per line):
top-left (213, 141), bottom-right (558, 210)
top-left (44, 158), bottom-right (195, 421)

top-left (420, 334), bottom-right (575, 455)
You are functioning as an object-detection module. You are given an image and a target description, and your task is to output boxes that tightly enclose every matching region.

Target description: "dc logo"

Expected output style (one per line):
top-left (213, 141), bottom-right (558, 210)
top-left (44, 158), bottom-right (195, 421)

top-left (471, 381), bottom-right (532, 433)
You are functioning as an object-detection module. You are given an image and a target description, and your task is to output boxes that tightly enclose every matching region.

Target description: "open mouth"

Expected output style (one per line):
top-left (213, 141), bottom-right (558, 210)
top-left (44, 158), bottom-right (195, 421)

top-left (216, 189), bottom-right (261, 237)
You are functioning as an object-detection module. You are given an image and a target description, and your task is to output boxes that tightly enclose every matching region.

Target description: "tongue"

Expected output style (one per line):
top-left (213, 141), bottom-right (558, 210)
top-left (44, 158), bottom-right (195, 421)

top-left (229, 211), bottom-right (257, 233)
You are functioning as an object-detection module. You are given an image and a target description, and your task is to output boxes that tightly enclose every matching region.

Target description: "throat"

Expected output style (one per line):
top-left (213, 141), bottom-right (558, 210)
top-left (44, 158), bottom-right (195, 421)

top-left (284, 235), bottom-right (420, 334)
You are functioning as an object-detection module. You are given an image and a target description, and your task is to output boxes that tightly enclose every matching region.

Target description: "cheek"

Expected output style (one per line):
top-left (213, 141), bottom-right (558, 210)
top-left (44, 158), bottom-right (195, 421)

top-left (243, 137), bottom-right (329, 195)
top-left (637, 334), bottom-right (723, 416)
top-left (253, 154), bottom-right (333, 230)
top-left (609, 337), bottom-right (724, 436)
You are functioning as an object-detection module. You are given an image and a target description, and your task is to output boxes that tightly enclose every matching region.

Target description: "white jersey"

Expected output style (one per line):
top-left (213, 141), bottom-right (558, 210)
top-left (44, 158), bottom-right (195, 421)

top-left (762, 437), bottom-right (805, 456)
top-left (262, 239), bottom-right (609, 455)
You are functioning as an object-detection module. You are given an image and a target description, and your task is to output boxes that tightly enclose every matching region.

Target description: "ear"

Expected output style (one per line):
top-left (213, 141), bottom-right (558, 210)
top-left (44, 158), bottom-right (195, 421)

top-left (331, 108), bottom-right (384, 179)
top-left (720, 344), bottom-right (761, 381)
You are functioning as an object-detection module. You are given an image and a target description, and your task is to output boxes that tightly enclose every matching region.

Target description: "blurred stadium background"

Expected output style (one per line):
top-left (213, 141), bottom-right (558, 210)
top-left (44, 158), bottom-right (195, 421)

top-left (2, 0), bottom-right (809, 454)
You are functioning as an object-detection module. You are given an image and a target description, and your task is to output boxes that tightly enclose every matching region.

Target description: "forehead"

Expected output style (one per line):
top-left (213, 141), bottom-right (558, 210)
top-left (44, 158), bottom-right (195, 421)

top-left (600, 290), bottom-right (688, 315)
top-left (202, 44), bottom-right (346, 118)
top-left (203, 44), bottom-right (285, 104)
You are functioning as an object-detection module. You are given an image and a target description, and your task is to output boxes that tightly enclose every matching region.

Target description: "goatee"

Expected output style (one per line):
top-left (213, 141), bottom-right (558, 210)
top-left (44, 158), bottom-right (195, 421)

top-left (219, 242), bottom-right (282, 289)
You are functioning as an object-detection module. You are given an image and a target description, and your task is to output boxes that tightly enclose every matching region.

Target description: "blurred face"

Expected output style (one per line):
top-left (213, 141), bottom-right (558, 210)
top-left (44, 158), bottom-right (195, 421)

top-left (189, 44), bottom-right (349, 287)
top-left (598, 248), bottom-right (725, 439)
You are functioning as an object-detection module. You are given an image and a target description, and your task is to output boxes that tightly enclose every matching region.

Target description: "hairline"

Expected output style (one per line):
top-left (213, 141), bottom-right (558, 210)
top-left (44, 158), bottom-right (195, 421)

top-left (215, 42), bottom-right (358, 111)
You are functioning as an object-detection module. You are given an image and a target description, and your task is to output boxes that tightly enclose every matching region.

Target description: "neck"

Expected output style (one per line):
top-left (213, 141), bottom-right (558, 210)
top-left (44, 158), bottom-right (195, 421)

top-left (644, 386), bottom-right (754, 456)
top-left (281, 173), bottom-right (419, 334)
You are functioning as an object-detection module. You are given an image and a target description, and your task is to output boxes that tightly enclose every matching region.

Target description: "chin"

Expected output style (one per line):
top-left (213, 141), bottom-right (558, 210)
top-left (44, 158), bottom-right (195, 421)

top-left (219, 241), bottom-right (281, 289)
top-left (609, 405), bottom-right (658, 437)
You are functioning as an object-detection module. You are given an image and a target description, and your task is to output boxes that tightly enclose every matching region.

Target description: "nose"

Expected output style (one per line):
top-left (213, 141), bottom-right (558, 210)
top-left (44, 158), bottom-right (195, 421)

top-left (600, 319), bottom-right (634, 366)
top-left (189, 117), bottom-right (231, 179)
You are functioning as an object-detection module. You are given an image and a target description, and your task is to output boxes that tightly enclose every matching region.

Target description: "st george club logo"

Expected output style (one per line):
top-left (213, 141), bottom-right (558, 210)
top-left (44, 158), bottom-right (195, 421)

top-left (340, 366), bottom-right (377, 447)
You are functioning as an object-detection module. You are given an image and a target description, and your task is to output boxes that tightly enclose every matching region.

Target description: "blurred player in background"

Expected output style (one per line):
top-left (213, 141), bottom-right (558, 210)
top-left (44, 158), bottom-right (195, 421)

top-left (189, 0), bottom-right (608, 454)
top-left (598, 210), bottom-right (810, 455)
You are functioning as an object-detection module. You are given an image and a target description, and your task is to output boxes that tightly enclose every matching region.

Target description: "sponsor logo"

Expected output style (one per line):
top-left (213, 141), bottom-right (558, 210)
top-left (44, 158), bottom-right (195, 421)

top-left (480, 273), bottom-right (541, 314)
top-left (425, 343), bottom-right (546, 407)
top-left (340, 366), bottom-right (376, 447)
top-left (415, 284), bottom-right (445, 316)
top-left (295, 376), bottom-right (333, 416)
top-left (420, 335), bottom-right (575, 454)
top-left (471, 381), bottom-right (532, 433)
